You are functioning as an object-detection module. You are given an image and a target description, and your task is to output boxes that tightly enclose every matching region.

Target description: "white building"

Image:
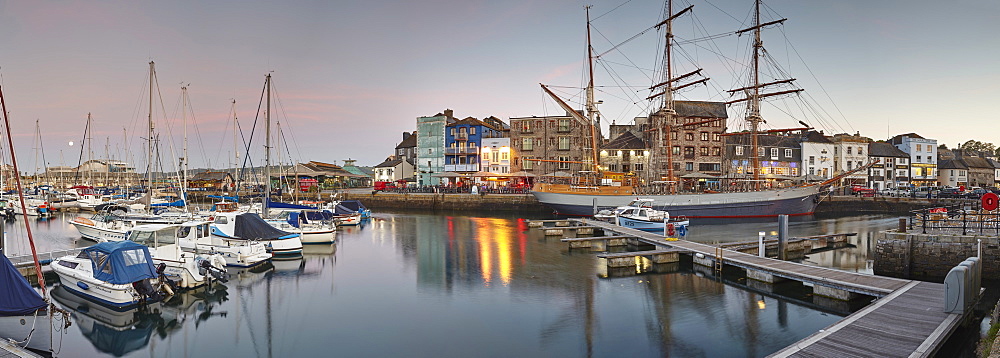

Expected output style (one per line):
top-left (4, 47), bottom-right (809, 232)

top-left (373, 157), bottom-right (415, 183)
top-left (867, 142), bottom-right (910, 190)
top-left (937, 159), bottom-right (968, 188)
top-left (800, 131), bottom-right (835, 179)
top-left (890, 133), bottom-right (938, 186)
top-left (830, 133), bottom-right (870, 185)
top-left (480, 138), bottom-right (512, 174)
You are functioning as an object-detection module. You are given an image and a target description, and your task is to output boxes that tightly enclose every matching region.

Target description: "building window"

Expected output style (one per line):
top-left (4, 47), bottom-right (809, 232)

top-left (558, 137), bottom-right (571, 150)
top-left (809, 156), bottom-right (815, 165)
top-left (522, 122), bottom-right (532, 133)
top-left (847, 147), bottom-right (852, 155)
top-left (449, 128), bottom-right (456, 136)
top-left (700, 132), bottom-right (709, 141)
top-left (685, 162), bottom-right (693, 171)
top-left (700, 147), bottom-right (709, 156)
top-left (609, 164), bottom-right (618, 172)
top-left (685, 133), bottom-right (694, 141)
top-left (770, 148), bottom-right (778, 158)
top-left (523, 156), bottom-right (534, 170)
top-left (558, 156), bottom-right (570, 170)
top-left (758, 147), bottom-right (765, 157)
top-left (684, 147), bottom-right (695, 158)
top-left (712, 147), bottom-right (721, 156)
top-left (558, 119), bottom-right (570, 132)
top-left (713, 133), bottom-right (721, 142)
top-left (634, 163), bottom-right (644, 171)
top-left (671, 131), bottom-right (678, 140)
top-left (784, 149), bottom-right (792, 158)
top-left (916, 156), bottom-right (921, 162)
top-left (858, 147), bottom-right (863, 155)
top-left (470, 127), bottom-right (476, 135)
top-left (522, 138), bottom-right (533, 151)
top-left (672, 146), bottom-right (681, 155)
top-left (915, 144), bottom-right (921, 152)
top-left (735, 146), bottom-right (744, 156)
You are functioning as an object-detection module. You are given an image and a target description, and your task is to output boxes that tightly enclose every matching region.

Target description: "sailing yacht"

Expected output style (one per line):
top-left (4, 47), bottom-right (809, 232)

top-left (530, 1), bottom-right (861, 218)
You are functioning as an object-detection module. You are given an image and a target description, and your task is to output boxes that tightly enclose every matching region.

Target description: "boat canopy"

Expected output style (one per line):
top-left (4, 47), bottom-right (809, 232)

top-left (150, 198), bottom-right (186, 207)
top-left (285, 211), bottom-right (334, 228)
top-left (235, 213), bottom-right (296, 240)
top-left (337, 200), bottom-right (369, 212)
top-left (0, 250), bottom-right (46, 315)
top-left (266, 199), bottom-right (314, 210)
top-left (330, 204), bottom-right (357, 215)
top-left (82, 241), bottom-right (158, 285)
top-left (207, 194), bottom-right (239, 202)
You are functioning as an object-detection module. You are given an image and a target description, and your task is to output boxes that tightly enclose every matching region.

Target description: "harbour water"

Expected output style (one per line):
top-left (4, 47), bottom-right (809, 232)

top-left (0, 211), bottom-right (968, 357)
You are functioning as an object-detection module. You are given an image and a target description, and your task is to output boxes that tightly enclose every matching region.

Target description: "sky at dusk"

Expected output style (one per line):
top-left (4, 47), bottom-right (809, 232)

top-left (0, 0), bottom-right (996, 174)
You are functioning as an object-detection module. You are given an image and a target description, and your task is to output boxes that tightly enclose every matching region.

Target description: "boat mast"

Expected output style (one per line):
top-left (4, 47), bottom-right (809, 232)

top-left (231, 99), bottom-right (240, 197)
top-left (584, 6), bottom-right (600, 172)
top-left (147, 61), bottom-right (155, 205)
top-left (749, 0), bottom-right (763, 190)
top-left (264, 73), bottom-right (272, 218)
top-left (0, 79), bottom-right (46, 293)
top-left (181, 85), bottom-right (189, 206)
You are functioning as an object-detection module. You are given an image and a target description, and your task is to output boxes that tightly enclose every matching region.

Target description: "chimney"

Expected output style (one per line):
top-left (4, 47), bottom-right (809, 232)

top-left (444, 109), bottom-right (454, 119)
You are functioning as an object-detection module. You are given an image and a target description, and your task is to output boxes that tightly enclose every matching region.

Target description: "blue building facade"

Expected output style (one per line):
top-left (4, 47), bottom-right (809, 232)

top-left (444, 116), bottom-right (509, 174)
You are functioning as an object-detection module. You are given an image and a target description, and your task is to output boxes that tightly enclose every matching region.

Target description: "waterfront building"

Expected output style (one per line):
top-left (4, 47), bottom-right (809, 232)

top-left (480, 137), bottom-right (512, 174)
top-left (867, 142), bottom-right (910, 191)
top-left (936, 159), bottom-right (968, 188)
top-left (374, 157), bottom-right (415, 183)
top-left (508, 111), bottom-right (596, 177)
top-left (830, 133), bottom-right (870, 186)
top-left (189, 171), bottom-right (235, 190)
top-left (942, 149), bottom-right (996, 187)
top-left (799, 130), bottom-right (835, 179)
top-left (444, 116), bottom-right (509, 175)
top-left (341, 159), bottom-right (373, 187)
top-left (890, 133), bottom-right (938, 186)
top-left (416, 109), bottom-right (456, 185)
top-left (990, 158), bottom-right (1000, 186)
top-left (725, 133), bottom-right (801, 179)
top-left (69, 159), bottom-right (141, 187)
top-left (649, 101), bottom-right (728, 179)
top-left (599, 130), bottom-right (649, 176)
top-left (395, 132), bottom-right (417, 163)
top-left (284, 161), bottom-right (368, 189)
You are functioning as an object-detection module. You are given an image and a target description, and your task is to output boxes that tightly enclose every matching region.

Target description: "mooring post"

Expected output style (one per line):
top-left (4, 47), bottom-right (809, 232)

top-left (758, 231), bottom-right (766, 258)
top-left (898, 218), bottom-right (907, 233)
top-left (592, 198), bottom-right (597, 216)
top-left (774, 217), bottom-right (786, 258)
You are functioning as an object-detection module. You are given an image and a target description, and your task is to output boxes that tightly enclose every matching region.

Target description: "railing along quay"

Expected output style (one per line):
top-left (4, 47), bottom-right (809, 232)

top-left (527, 218), bottom-right (982, 357)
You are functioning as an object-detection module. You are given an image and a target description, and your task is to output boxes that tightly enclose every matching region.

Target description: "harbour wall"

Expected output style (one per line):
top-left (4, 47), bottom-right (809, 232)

top-left (875, 229), bottom-right (1000, 280)
top-left (336, 192), bottom-right (972, 215)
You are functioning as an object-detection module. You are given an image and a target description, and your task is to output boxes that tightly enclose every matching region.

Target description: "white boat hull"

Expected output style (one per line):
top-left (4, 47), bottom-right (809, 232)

top-left (70, 218), bottom-right (128, 242)
top-left (50, 260), bottom-right (145, 309)
top-left (0, 312), bottom-right (53, 352)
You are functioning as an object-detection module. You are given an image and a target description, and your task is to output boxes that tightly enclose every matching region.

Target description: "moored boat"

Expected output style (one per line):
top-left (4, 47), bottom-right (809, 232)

top-left (50, 241), bottom-right (170, 310)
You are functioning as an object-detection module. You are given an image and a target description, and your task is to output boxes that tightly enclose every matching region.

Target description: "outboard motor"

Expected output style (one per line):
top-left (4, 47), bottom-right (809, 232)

top-left (133, 279), bottom-right (164, 302)
top-left (198, 257), bottom-right (229, 283)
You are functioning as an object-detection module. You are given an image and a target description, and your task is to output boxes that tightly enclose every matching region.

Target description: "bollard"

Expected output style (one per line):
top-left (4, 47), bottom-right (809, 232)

top-left (758, 231), bottom-right (766, 258)
top-left (778, 215), bottom-right (788, 260)
top-left (898, 218), bottom-right (907, 233)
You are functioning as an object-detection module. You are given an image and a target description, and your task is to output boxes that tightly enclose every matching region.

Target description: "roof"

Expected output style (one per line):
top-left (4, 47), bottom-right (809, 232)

top-left (395, 133), bottom-right (417, 149)
top-left (674, 101), bottom-right (728, 119)
top-left (375, 158), bottom-right (404, 168)
top-left (190, 171), bottom-right (233, 181)
top-left (725, 133), bottom-right (800, 148)
top-left (868, 142), bottom-right (909, 158)
top-left (448, 116), bottom-right (509, 132)
top-left (601, 131), bottom-right (647, 150)
top-left (889, 133), bottom-right (925, 145)
top-left (937, 159), bottom-right (967, 170)
top-left (801, 130), bottom-right (833, 144)
top-left (960, 156), bottom-right (994, 169)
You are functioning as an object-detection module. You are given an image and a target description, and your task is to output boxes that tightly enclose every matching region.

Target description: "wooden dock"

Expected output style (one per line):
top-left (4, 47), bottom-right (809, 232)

top-left (566, 218), bottom-right (974, 358)
top-left (0, 341), bottom-right (42, 358)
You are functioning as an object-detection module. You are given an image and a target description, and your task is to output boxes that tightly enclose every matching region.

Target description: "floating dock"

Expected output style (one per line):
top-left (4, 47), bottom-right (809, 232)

top-left (533, 218), bottom-right (979, 358)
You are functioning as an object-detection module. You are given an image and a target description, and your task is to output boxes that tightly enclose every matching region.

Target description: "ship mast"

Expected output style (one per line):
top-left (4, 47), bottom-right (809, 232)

top-left (264, 73), bottom-right (272, 219)
top-left (729, 0), bottom-right (801, 190)
top-left (181, 85), bottom-right (189, 208)
top-left (147, 61), bottom-right (155, 206)
top-left (584, 6), bottom-right (599, 171)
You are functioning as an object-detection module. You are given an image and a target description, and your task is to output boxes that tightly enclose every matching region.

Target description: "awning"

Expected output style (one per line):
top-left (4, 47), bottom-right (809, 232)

top-left (680, 172), bottom-right (717, 179)
top-left (431, 172), bottom-right (463, 178)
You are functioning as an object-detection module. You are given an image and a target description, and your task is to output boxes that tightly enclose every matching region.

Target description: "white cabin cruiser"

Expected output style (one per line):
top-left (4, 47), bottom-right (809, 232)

top-left (209, 202), bottom-right (303, 256)
top-left (174, 220), bottom-right (271, 267)
top-left (268, 210), bottom-right (337, 244)
top-left (50, 241), bottom-right (170, 310)
top-left (127, 224), bottom-right (229, 289)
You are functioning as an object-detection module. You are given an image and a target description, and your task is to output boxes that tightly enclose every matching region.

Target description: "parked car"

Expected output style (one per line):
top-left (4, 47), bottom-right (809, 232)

top-left (374, 181), bottom-right (397, 191)
top-left (886, 187), bottom-right (913, 197)
top-left (963, 188), bottom-right (990, 199)
top-left (936, 187), bottom-right (963, 199)
top-left (851, 185), bottom-right (875, 197)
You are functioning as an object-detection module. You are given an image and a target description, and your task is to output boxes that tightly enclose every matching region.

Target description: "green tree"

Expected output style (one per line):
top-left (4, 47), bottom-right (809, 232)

top-left (959, 140), bottom-right (996, 155)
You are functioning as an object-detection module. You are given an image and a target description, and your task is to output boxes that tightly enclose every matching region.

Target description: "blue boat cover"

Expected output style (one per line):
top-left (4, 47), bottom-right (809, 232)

top-left (0, 250), bottom-right (46, 316)
top-left (285, 211), bottom-right (334, 227)
top-left (235, 213), bottom-right (296, 240)
top-left (266, 199), bottom-right (314, 210)
top-left (337, 200), bottom-right (368, 212)
top-left (150, 198), bottom-right (186, 207)
top-left (331, 204), bottom-right (357, 215)
top-left (83, 241), bottom-right (158, 285)
top-left (207, 195), bottom-right (239, 202)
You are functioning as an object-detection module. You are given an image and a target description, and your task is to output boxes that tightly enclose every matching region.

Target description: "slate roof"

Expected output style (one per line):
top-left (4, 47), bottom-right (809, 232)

top-left (601, 131), bottom-right (647, 150)
top-left (868, 142), bottom-right (909, 158)
top-left (674, 101), bottom-right (728, 119)
top-left (889, 133), bottom-right (925, 145)
top-left (375, 158), bottom-right (403, 168)
top-left (395, 133), bottom-right (417, 149)
top-left (801, 130), bottom-right (833, 144)
top-left (190, 171), bottom-right (233, 181)
top-left (937, 159), bottom-right (967, 170)
top-left (725, 133), bottom-right (800, 147)
top-left (961, 156), bottom-right (994, 170)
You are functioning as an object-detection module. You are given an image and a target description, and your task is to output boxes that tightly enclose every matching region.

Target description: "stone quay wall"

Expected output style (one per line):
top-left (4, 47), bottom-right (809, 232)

top-left (816, 196), bottom-right (972, 214)
top-left (875, 229), bottom-right (999, 280)
top-left (341, 192), bottom-right (551, 213)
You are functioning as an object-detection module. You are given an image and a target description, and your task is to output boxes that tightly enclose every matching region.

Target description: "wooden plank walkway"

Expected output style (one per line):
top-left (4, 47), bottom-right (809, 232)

top-left (0, 341), bottom-right (41, 358)
top-left (571, 218), bottom-right (968, 358)
top-left (596, 248), bottom-right (689, 259)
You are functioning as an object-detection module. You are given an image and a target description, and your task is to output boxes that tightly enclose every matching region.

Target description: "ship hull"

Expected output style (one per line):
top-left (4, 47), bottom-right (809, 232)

top-left (532, 186), bottom-right (820, 218)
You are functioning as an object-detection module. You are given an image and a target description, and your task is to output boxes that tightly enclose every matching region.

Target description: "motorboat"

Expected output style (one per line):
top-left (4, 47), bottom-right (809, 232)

top-left (69, 205), bottom-right (134, 242)
top-left (333, 200), bottom-right (372, 219)
top-left (174, 220), bottom-right (271, 267)
top-left (50, 241), bottom-right (170, 310)
top-left (268, 210), bottom-right (337, 244)
top-left (209, 202), bottom-right (303, 257)
top-left (127, 224), bottom-right (229, 289)
top-left (596, 199), bottom-right (690, 236)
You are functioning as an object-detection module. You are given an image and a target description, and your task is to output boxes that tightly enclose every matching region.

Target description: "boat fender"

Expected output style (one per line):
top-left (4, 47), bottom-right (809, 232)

top-left (76, 281), bottom-right (90, 290)
top-left (695, 253), bottom-right (705, 259)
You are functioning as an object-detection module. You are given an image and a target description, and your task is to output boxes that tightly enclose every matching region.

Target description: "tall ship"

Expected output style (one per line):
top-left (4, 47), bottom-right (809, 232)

top-left (531, 0), bottom-right (857, 218)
